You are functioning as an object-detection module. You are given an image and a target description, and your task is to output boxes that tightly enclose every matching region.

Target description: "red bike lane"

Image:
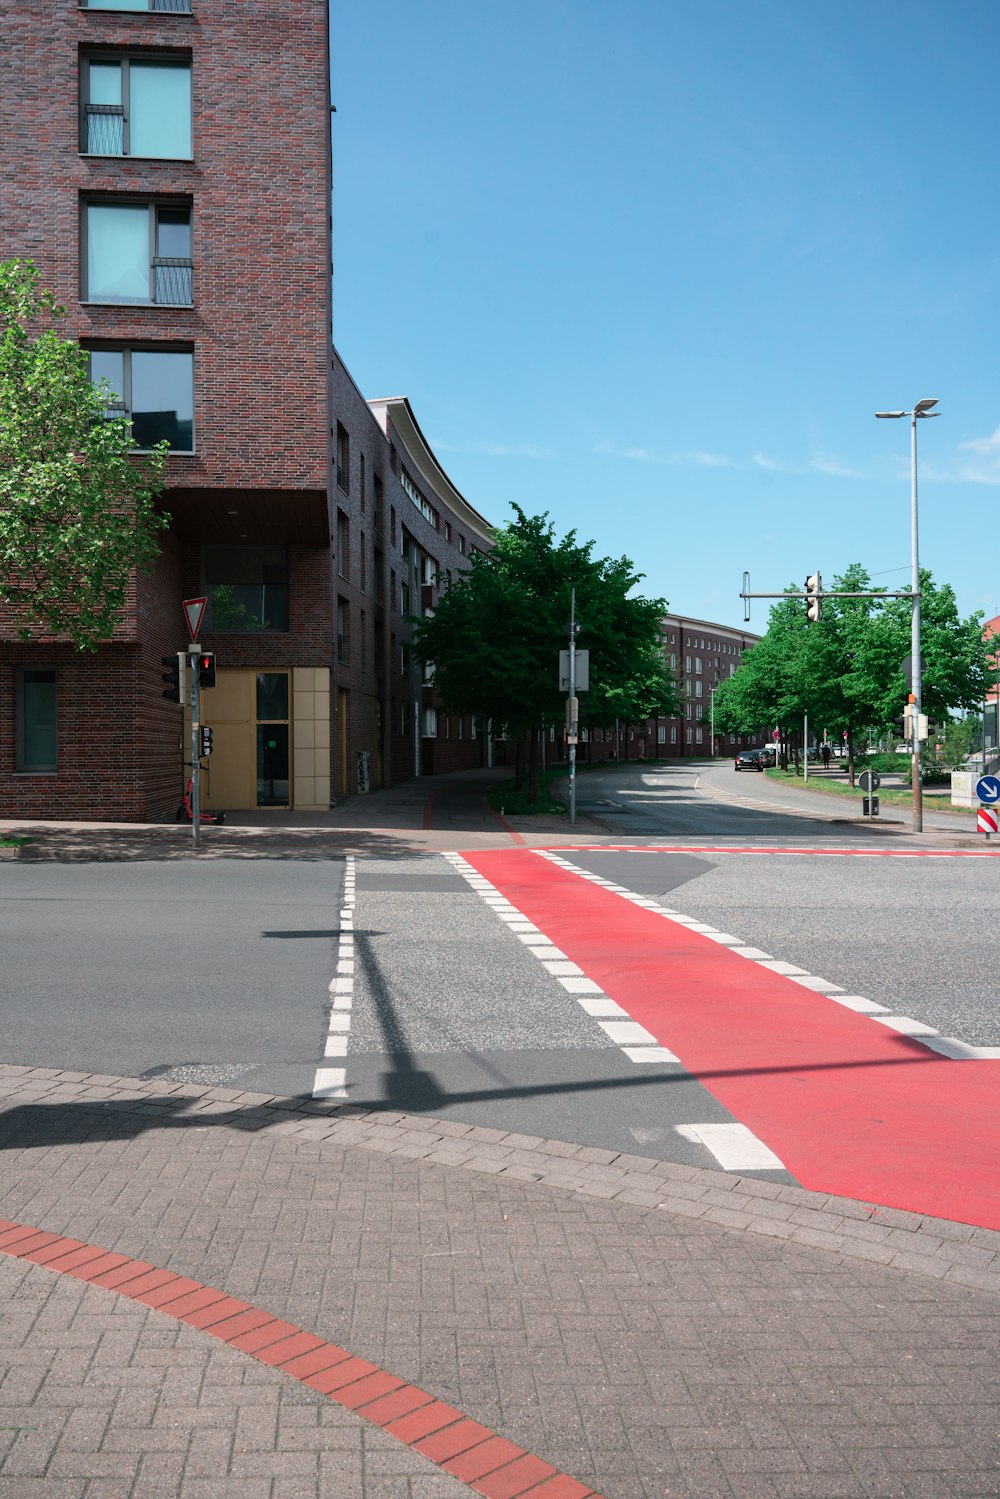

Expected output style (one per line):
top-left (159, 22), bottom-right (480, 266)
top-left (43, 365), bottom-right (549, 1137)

top-left (464, 849), bottom-right (1000, 1231)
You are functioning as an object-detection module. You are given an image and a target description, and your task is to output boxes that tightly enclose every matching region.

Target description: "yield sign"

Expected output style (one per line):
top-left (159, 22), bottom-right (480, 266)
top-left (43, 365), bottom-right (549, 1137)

top-left (183, 596), bottom-right (207, 642)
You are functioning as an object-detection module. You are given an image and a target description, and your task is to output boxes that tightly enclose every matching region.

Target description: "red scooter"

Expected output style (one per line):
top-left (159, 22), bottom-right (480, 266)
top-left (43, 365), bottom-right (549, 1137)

top-left (175, 773), bottom-right (226, 825)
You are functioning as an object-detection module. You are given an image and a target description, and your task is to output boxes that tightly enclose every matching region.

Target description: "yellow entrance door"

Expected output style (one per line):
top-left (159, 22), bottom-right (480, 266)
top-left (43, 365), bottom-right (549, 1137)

top-left (201, 670), bottom-right (255, 810)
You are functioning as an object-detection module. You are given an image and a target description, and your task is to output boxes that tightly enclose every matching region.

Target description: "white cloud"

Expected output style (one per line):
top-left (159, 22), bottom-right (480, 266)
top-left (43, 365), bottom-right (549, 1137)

top-left (810, 453), bottom-right (866, 480)
top-left (958, 426), bottom-right (1000, 456)
top-left (434, 438), bottom-right (554, 460)
top-left (593, 440), bottom-right (736, 468)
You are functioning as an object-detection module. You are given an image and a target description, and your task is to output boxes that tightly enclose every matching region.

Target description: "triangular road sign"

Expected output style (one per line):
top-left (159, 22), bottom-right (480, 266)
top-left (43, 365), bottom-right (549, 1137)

top-left (183, 596), bottom-right (207, 642)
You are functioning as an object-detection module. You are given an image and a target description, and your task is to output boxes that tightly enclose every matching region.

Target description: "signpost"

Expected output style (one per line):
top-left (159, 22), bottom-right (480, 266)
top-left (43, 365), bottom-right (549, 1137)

top-left (978, 805), bottom-right (998, 839)
top-left (859, 768), bottom-right (880, 819)
top-left (975, 775), bottom-right (1000, 805)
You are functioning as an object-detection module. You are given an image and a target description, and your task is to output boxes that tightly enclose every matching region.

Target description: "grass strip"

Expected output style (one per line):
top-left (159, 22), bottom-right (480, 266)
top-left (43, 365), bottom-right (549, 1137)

top-left (763, 768), bottom-right (969, 816)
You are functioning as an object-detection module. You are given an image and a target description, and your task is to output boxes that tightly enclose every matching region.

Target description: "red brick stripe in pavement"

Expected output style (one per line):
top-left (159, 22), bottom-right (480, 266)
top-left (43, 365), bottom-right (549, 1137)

top-left (0, 1218), bottom-right (603, 1499)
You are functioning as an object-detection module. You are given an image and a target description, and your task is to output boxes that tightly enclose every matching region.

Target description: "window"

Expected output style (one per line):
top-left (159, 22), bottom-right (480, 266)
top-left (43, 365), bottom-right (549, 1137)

top-left (359, 453), bottom-right (366, 513)
top-left (670, 653), bottom-right (676, 670)
top-left (83, 200), bottom-right (192, 305)
top-left (89, 346), bottom-right (193, 450)
top-left (373, 549), bottom-right (384, 605)
top-left (458, 534), bottom-right (466, 555)
top-left (84, 0), bottom-right (192, 11)
top-left (685, 655), bottom-right (691, 671)
top-left (389, 505), bottom-right (396, 546)
top-left (336, 597), bottom-right (348, 664)
top-left (374, 474), bottom-right (384, 532)
top-left (401, 470), bottom-right (438, 528)
top-left (336, 510), bottom-right (348, 579)
top-left (400, 581), bottom-right (410, 616)
top-left (81, 55), bottom-right (192, 159)
top-left (16, 669), bottom-right (56, 772)
top-left (657, 725), bottom-right (666, 745)
top-left (423, 706), bottom-right (437, 738)
top-left (695, 680), bottom-right (703, 698)
top-left (359, 609), bottom-right (367, 669)
top-left (360, 532), bottom-right (367, 594)
top-left (686, 728), bottom-right (693, 744)
top-left (696, 728), bottom-right (703, 744)
top-left (671, 726), bottom-right (677, 744)
top-left (401, 700), bottom-right (411, 735)
top-left (695, 657), bottom-right (702, 673)
top-left (203, 547), bottom-right (287, 632)
top-left (336, 423), bottom-right (349, 491)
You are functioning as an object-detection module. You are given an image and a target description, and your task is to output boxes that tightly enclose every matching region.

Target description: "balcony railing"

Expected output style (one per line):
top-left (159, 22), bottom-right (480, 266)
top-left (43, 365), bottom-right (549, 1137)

top-left (153, 258), bottom-right (193, 306)
top-left (84, 105), bottom-right (124, 156)
top-left (83, 1), bottom-right (192, 10)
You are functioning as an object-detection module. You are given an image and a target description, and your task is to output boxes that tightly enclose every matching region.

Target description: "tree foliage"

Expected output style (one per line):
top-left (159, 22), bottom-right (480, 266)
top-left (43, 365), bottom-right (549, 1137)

top-left (712, 563), bottom-right (994, 776)
top-left (0, 259), bottom-right (169, 650)
top-left (412, 507), bottom-right (681, 789)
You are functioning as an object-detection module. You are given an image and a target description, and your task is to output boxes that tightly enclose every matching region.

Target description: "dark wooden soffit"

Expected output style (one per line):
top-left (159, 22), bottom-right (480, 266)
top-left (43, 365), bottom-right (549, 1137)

top-left (161, 488), bottom-right (330, 547)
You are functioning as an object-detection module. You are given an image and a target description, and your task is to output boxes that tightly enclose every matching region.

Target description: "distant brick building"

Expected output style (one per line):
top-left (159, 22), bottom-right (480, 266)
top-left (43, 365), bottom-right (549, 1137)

top-left (1, 0), bottom-right (490, 820)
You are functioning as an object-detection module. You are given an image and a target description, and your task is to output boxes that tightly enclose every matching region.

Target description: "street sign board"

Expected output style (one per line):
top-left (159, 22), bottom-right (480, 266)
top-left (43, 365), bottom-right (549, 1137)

top-left (771, 729), bottom-right (780, 741)
top-left (977, 805), bottom-right (998, 836)
top-left (976, 775), bottom-right (1000, 804)
top-left (183, 596), bottom-right (208, 642)
top-left (558, 650), bottom-right (589, 692)
top-left (859, 770), bottom-right (881, 792)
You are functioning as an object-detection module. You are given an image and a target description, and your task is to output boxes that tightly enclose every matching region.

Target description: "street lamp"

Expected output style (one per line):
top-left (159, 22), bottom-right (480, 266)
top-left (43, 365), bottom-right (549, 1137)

top-left (875, 397), bottom-right (939, 833)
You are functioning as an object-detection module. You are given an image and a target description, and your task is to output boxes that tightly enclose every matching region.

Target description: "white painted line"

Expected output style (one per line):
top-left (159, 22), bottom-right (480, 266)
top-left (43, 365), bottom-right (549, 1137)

top-left (700, 932), bottom-right (745, 945)
top-left (922, 1037), bottom-right (1000, 1060)
top-left (675, 1122), bottom-right (784, 1172)
top-left (598, 1020), bottom-right (660, 1045)
top-left (785, 976), bottom-right (844, 993)
top-left (558, 977), bottom-right (605, 995)
top-left (622, 1046), bottom-right (681, 1064)
top-left (756, 960), bottom-right (811, 976)
top-left (313, 1067), bottom-right (347, 1099)
top-left (829, 995), bottom-right (890, 1014)
top-left (577, 997), bottom-right (629, 1017)
top-left (313, 853), bottom-right (355, 1102)
top-left (542, 960), bottom-right (585, 976)
top-left (725, 947), bottom-right (774, 960)
top-left (870, 1015), bottom-right (940, 1037)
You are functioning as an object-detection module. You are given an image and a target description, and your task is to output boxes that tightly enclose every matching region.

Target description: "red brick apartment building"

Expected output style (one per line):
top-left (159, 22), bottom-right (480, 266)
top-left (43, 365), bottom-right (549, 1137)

top-left (578, 615), bottom-right (761, 763)
top-left (1, 0), bottom-right (491, 821)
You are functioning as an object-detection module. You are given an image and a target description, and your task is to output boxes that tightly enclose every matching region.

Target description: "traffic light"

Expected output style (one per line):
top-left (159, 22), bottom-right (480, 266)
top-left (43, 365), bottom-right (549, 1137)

top-left (804, 572), bottom-right (823, 624)
top-left (196, 651), bottom-right (216, 689)
top-left (200, 726), bottom-right (214, 757)
top-left (161, 652), bottom-right (186, 704)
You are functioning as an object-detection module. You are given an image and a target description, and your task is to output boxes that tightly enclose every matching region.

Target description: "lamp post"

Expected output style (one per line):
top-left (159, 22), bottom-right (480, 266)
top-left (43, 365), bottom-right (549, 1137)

top-left (875, 397), bottom-right (939, 833)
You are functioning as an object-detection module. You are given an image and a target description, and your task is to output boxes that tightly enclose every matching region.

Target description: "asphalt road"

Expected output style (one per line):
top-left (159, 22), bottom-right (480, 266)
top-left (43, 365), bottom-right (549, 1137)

top-left (2, 761), bottom-right (996, 1212)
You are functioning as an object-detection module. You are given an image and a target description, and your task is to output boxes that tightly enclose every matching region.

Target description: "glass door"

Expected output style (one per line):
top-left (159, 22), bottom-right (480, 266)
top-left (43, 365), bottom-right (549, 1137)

top-left (256, 672), bottom-right (289, 807)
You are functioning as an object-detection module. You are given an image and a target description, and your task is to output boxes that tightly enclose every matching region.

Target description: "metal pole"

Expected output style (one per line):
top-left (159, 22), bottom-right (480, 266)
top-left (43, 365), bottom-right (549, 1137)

top-left (911, 412), bottom-right (923, 833)
top-left (189, 645), bottom-right (201, 850)
top-left (710, 689), bottom-right (715, 758)
top-left (568, 588), bottom-right (577, 827)
top-left (804, 712), bottom-right (808, 781)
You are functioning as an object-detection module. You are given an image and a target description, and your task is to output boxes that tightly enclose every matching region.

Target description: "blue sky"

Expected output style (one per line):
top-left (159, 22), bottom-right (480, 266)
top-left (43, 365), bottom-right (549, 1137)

top-left (332, 0), bottom-right (1000, 630)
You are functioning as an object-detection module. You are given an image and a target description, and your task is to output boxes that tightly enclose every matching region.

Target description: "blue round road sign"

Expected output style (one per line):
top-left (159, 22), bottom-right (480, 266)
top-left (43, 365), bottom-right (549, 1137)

top-left (976, 775), bottom-right (1000, 804)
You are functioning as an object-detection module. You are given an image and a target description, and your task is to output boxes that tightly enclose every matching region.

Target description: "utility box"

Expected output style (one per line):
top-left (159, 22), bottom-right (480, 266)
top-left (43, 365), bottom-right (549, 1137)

top-left (950, 770), bottom-right (976, 809)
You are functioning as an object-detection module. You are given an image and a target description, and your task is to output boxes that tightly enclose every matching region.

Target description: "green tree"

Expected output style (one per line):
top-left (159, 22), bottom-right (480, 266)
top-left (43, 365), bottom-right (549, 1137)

top-left (712, 563), bottom-right (994, 783)
top-left (412, 506), bottom-right (680, 799)
top-left (0, 259), bottom-right (168, 650)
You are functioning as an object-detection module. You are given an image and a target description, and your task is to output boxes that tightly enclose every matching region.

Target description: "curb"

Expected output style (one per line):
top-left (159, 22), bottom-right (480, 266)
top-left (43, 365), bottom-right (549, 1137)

top-left (3, 1064), bottom-right (998, 1294)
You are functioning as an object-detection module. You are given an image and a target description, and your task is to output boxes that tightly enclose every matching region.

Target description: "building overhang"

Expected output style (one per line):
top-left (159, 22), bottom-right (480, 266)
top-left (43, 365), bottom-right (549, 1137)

top-left (161, 488), bottom-right (330, 547)
top-left (367, 396), bottom-right (493, 546)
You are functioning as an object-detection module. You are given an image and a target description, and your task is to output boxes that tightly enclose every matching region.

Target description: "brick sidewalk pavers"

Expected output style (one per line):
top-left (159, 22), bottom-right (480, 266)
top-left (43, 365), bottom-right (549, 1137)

top-left (2, 1065), bottom-right (1000, 1498)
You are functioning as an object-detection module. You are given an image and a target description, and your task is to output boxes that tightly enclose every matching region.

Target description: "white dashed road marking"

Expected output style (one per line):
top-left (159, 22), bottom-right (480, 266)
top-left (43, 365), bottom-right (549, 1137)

top-left (312, 854), bottom-right (355, 1100)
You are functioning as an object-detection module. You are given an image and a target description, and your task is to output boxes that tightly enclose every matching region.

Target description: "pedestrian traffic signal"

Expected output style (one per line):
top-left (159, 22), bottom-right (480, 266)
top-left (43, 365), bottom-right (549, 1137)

top-left (161, 652), bottom-right (186, 704)
top-left (804, 572), bottom-right (823, 624)
top-left (200, 726), bottom-right (213, 757)
top-left (196, 652), bottom-right (216, 689)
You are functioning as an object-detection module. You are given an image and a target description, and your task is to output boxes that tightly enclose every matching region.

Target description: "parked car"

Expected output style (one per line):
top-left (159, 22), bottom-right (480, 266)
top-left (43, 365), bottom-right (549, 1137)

top-left (734, 749), bottom-right (765, 772)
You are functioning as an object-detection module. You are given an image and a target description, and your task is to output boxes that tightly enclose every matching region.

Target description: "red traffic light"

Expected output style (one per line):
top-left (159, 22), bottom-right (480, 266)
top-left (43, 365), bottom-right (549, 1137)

top-left (197, 652), bottom-right (216, 688)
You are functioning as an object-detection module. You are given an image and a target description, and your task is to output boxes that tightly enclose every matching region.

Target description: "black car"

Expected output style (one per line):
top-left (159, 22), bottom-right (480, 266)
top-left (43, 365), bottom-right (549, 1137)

top-left (734, 749), bottom-right (765, 772)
